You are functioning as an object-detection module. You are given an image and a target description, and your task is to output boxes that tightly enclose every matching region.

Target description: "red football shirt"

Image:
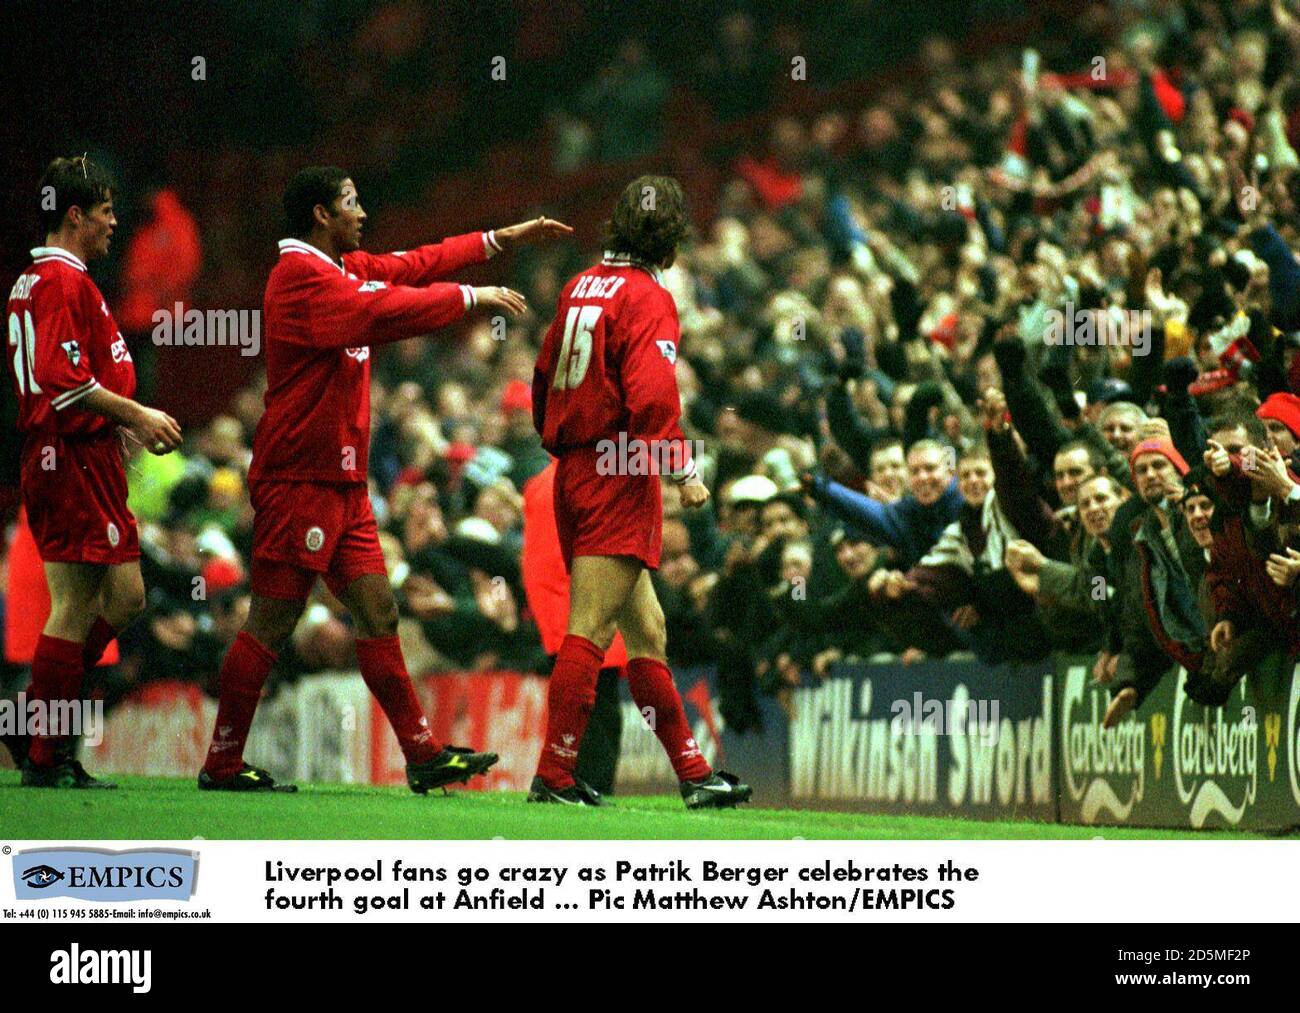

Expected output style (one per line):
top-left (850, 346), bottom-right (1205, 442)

top-left (531, 253), bottom-right (693, 479)
top-left (249, 232), bottom-right (498, 485)
top-left (6, 246), bottom-right (136, 436)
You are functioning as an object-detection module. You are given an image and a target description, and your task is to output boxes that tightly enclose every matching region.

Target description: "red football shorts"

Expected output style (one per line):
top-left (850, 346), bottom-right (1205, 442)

top-left (249, 479), bottom-right (387, 600)
top-left (21, 431), bottom-right (139, 565)
top-left (553, 448), bottom-right (662, 571)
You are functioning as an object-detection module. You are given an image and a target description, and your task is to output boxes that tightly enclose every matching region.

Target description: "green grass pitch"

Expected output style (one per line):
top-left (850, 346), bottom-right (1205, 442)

top-left (0, 773), bottom-right (1264, 840)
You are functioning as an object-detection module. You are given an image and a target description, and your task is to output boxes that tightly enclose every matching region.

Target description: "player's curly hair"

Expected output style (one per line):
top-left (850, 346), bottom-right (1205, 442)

top-left (283, 166), bottom-right (350, 237)
top-left (37, 155), bottom-right (114, 235)
top-left (602, 174), bottom-right (690, 267)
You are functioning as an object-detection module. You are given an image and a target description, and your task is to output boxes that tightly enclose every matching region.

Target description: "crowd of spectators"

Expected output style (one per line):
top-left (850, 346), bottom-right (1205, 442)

top-left (9, 1), bottom-right (1300, 736)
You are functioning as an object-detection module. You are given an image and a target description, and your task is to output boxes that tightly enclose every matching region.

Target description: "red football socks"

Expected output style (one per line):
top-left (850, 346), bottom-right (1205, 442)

top-left (626, 656), bottom-right (711, 782)
top-left (27, 634), bottom-right (86, 768)
top-left (535, 633), bottom-right (604, 788)
top-left (356, 635), bottom-right (440, 765)
top-left (203, 631), bottom-right (277, 779)
top-left (82, 615), bottom-right (117, 671)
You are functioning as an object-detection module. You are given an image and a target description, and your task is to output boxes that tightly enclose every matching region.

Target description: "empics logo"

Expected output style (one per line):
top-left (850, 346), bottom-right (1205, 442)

top-left (20, 864), bottom-right (66, 889)
top-left (13, 848), bottom-right (197, 902)
top-left (50, 944), bottom-right (151, 993)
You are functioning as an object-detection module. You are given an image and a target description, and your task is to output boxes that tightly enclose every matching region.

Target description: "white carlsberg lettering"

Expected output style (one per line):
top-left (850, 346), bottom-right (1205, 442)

top-left (1061, 665), bottom-right (1145, 823)
top-left (1172, 670), bottom-right (1257, 827)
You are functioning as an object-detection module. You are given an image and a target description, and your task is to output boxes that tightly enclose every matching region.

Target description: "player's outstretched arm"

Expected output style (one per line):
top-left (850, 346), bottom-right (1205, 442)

top-left (345, 232), bottom-right (495, 286)
top-left (82, 387), bottom-right (182, 454)
top-left (492, 216), bottom-right (574, 249)
top-left (299, 269), bottom-right (526, 349)
top-left (344, 218), bottom-right (572, 286)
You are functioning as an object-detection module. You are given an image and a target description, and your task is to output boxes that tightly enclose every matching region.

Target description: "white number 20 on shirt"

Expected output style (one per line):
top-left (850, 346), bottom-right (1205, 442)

top-left (552, 305), bottom-right (602, 390)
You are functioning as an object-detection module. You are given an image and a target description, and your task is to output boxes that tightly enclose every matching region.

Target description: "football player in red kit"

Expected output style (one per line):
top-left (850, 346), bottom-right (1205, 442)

top-left (199, 166), bottom-right (571, 792)
top-left (528, 175), bottom-right (751, 808)
top-left (7, 156), bottom-right (183, 787)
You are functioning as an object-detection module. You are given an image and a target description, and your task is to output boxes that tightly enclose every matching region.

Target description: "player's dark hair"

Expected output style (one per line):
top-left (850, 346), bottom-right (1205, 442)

top-left (603, 174), bottom-right (690, 266)
top-left (283, 166), bottom-right (350, 237)
top-left (37, 156), bottom-right (114, 235)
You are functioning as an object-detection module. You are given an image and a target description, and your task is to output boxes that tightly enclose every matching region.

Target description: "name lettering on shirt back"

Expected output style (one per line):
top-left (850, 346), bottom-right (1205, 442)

top-left (9, 274), bottom-right (39, 301)
top-left (570, 275), bottom-right (627, 300)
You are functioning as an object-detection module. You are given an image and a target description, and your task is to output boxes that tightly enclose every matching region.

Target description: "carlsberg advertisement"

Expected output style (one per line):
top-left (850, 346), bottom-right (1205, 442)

top-left (1058, 654), bottom-right (1300, 831)
top-left (783, 654), bottom-right (1298, 829)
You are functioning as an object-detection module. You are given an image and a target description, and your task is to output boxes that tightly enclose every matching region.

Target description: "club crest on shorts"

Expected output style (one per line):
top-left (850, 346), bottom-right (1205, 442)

top-left (305, 526), bottom-right (325, 552)
top-left (106, 522), bottom-right (120, 547)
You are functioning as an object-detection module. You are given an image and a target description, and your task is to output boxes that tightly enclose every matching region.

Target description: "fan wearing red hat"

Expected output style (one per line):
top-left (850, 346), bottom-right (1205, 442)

top-left (1097, 434), bottom-right (1207, 729)
top-left (1257, 392), bottom-right (1300, 465)
top-left (1127, 437), bottom-right (1189, 503)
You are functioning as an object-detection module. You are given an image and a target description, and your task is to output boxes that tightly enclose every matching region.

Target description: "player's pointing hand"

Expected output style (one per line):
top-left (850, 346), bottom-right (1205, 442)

top-left (494, 216), bottom-right (575, 248)
top-left (473, 286), bottom-right (528, 317)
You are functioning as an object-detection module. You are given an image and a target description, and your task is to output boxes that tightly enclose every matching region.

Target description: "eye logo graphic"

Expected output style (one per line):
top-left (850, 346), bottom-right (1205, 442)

top-left (20, 865), bottom-right (66, 889)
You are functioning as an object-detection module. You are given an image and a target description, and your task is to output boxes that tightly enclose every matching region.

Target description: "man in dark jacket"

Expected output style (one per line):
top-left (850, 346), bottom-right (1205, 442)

top-left (1100, 435), bottom-right (1207, 728)
top-left (1004, 472), bottom-right (1129, 654)
top-left (804, 439), bottom-right (961, 569)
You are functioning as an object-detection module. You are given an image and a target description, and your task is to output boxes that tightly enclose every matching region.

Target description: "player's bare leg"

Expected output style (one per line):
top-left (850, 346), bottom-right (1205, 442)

top-left (616, 570), bottom-right (751, 809)
top-left (42, 561), bottom-right (106, 642)
top-left (76, 561), bottom-right (147, 677)
top-left (95, 562), bottom-right (147, 632)
top-left (199, 593), bottom-right (304, 792)
top-left (23, 562), bottom-right (116, 787)
top-left (528, 555), bottom-right (641, 804)
top-left (333, 573), bottom-right (498, 793)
